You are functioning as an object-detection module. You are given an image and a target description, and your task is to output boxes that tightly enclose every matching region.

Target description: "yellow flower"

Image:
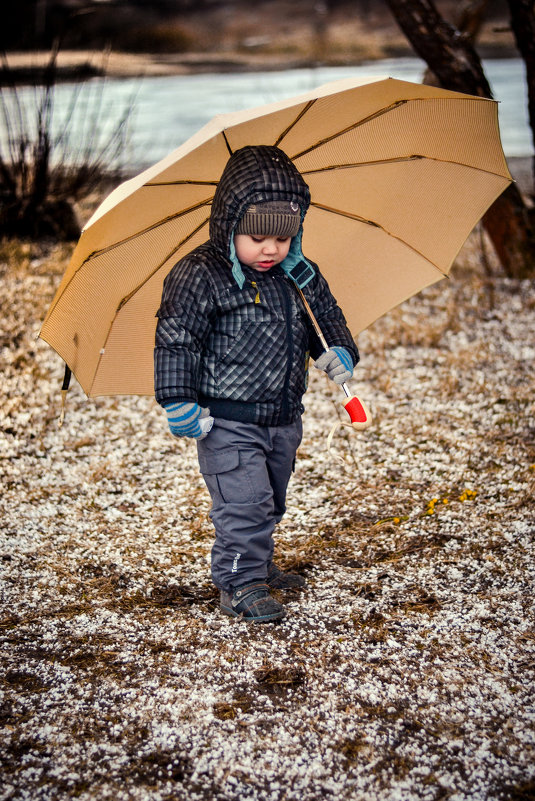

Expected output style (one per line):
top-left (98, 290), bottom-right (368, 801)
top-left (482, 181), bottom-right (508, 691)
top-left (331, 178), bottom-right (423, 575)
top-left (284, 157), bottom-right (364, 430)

top-left (460, 488), bottom-right (477, 502)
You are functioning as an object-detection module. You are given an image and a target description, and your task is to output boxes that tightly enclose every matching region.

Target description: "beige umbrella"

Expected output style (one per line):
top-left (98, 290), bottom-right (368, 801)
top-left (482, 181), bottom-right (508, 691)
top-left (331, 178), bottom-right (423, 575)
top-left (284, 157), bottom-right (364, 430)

top-left (40, 75), bottom-right (511, 397)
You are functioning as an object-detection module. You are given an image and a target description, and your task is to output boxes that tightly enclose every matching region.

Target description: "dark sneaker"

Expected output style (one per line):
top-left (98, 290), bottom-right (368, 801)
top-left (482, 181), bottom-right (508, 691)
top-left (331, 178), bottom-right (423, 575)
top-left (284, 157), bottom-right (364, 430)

top-left (267, 562), bottom-right (306, 590)
top-left (220, 582), bottom-right (285, 623)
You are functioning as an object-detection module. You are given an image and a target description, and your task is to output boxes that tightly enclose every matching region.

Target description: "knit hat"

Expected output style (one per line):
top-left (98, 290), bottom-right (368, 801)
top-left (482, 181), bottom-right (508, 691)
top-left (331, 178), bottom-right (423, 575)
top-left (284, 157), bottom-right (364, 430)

top-left (235, 200), bottom-right (301, 238)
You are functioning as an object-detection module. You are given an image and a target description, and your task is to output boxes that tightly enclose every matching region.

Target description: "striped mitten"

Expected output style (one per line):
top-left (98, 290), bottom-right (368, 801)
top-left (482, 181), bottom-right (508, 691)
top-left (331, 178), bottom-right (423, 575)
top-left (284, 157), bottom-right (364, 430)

top-left (164, 402), bottom-right (213, 440)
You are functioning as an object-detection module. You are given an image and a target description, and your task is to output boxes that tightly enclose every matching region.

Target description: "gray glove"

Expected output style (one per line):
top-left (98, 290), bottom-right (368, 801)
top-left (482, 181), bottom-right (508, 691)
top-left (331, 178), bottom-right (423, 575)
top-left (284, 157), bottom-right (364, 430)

top-left (314, 347), bottom-right (354, 384)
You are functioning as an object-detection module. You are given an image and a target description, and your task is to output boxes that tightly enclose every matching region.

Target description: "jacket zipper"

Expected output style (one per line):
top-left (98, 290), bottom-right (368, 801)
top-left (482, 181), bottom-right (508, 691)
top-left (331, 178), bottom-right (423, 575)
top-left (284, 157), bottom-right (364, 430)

top-left (279, 276), bottom-right (294, 424)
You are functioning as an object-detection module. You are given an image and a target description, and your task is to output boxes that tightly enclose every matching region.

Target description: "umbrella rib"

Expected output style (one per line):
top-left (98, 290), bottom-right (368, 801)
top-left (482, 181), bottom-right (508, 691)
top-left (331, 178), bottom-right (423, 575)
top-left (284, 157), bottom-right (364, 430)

top-left (301, 155), bottom-right (425, 174)
top-left (145, 179), bottom-right (218, 187)
top-left (223, 130), bottom-right (233, 156)
top-left (310, 201), bottom-right (449, 278)
top-left (43, 199), bottom-right (213, 323)
top-left (301, 155), bottom-right (510, 180)
top-left (274, 100), bottom-right (317, 148)
top-left (91, 198), bottom-right (213, 258)
top-left (290, 100), bottom-right (408, 160)
top-left (116, 215), bottom-right (211, 312)
top-left (89, 214), bottom-right (211, 396)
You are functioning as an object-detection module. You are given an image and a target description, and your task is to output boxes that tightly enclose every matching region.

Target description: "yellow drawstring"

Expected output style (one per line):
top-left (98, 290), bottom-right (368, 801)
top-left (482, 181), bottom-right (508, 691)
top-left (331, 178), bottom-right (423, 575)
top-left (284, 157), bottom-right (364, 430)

top-left (251, 281), bottom-right (260, 304)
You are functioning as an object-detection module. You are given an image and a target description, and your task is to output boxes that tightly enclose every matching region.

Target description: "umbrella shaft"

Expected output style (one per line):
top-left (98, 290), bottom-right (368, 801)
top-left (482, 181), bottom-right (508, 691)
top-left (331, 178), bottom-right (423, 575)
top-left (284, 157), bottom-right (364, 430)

top-left (295, 284), bottom-right (353, 398)
top-left (295, 285), bottom-right (352, 398)
top-left (295, 285), bottom-right (329, 351)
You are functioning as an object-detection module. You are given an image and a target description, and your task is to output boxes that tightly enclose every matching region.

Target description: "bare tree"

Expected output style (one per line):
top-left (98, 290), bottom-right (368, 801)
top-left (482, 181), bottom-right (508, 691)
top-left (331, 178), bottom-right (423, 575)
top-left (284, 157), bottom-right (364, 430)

top-left (422, 0), bottom-right (490, 85)
top-left (385, 0), bottom-right (535, 279)
top-left (508, 0), bottom-right (535, 191)
top-left (0, 48), bottom-right (132, 241)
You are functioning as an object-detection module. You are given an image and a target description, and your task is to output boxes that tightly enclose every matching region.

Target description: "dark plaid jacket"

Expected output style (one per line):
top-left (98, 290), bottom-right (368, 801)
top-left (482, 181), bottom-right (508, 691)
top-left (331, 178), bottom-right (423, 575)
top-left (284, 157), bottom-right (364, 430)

top-left (154, 146), bottom-right (359, 426)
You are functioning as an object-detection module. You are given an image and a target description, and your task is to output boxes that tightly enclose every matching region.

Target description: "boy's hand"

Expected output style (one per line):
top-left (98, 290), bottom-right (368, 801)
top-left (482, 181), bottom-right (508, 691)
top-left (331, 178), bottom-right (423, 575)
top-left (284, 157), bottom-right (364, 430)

top-left (164, 402), bottom-right (214, 440)
top-left (314, 347), bottom-right (354, 384)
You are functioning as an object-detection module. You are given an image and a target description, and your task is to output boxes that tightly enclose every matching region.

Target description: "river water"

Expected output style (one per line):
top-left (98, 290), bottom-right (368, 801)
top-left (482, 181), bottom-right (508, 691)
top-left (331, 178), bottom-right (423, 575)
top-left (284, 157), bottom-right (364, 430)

top-left (1, 57), bottom-right (531, 170)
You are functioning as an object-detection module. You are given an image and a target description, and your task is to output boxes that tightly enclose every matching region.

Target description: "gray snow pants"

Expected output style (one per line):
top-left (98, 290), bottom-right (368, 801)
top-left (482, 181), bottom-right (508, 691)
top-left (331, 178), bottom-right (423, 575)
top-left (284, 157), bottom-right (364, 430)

top-left (197, 417), bottom-right (303, 592)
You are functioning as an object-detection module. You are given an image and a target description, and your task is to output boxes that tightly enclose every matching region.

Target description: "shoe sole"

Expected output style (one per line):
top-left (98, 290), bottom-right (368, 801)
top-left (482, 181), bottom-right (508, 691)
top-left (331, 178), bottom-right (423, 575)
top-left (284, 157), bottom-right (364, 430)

top-left (220, 604), bottom-right (285, 623)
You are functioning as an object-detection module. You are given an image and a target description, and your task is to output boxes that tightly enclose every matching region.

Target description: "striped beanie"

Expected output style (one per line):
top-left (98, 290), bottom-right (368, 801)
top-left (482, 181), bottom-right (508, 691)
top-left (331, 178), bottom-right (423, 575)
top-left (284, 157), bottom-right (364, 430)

top-left (235, 200), bottom-right (301, 238)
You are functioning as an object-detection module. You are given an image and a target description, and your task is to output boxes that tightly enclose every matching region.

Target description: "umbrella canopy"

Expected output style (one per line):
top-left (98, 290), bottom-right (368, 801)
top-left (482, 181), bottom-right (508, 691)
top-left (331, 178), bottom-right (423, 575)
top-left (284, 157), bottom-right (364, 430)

top-left (40, 75), bottom-right (511, 397)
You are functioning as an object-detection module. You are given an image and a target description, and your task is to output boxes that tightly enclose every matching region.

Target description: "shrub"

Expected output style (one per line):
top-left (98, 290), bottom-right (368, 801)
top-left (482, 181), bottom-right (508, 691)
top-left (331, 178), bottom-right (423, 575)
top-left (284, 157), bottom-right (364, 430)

top-left (0, 48), bottom-right (134, 241)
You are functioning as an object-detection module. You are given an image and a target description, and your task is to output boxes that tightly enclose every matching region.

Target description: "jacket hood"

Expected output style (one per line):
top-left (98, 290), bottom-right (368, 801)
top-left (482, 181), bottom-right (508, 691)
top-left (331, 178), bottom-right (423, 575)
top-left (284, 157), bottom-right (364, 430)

top-left (209, 145), bottom-right (314, 289)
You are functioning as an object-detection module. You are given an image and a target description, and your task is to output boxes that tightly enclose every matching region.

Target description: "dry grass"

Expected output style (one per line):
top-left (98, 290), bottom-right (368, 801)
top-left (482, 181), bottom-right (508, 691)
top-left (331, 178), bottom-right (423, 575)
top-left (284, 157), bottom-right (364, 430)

top-left (0, 227), bottom-right (534, 800)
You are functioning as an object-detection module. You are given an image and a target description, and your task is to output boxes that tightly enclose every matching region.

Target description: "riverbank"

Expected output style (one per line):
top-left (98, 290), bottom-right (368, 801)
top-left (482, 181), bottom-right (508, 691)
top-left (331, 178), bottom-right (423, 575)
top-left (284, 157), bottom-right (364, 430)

top-left (3, 51), bottom-right (532, 200)
top-left (2, 38), bottom-right (521, 85)
top-left (1, 4), bottom-right (519, 86)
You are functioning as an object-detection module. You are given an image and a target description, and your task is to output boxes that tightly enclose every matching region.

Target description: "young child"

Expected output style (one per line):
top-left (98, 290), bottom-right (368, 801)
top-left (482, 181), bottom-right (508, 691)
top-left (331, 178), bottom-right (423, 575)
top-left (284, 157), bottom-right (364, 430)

top-left (154, 145), bottom-right (359, 623)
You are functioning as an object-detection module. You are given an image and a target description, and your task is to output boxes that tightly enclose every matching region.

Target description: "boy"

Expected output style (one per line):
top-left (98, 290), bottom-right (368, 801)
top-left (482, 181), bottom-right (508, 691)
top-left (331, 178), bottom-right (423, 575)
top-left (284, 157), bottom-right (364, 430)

top-left (154, 145), bottom-right (359, 623)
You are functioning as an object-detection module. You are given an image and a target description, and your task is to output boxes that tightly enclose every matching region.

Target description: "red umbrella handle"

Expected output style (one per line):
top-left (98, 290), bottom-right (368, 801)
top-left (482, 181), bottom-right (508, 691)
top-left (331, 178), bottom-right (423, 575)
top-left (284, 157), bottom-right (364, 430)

top-left (292, 285), bottom-right (372, 431)
top-left (342, 393), bottom-right (372, 430)
top-left (327, 391), bottom-right (372, 462)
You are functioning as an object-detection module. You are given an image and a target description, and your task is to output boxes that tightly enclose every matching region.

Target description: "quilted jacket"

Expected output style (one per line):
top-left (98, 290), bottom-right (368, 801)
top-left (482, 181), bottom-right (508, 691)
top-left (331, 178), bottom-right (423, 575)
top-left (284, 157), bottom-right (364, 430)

top-left (154, 145), bottom-right (359, 426)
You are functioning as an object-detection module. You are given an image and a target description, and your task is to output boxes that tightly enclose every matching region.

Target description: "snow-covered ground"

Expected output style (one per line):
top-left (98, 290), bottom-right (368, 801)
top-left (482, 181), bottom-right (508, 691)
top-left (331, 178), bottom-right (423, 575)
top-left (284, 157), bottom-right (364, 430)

top-left (1, 235), bottom-right (534, 800)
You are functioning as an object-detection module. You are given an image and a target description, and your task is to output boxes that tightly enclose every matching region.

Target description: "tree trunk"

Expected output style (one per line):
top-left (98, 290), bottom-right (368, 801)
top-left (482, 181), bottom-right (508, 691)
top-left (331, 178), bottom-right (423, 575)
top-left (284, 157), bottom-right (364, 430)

top-left (423, 0), bottom-right (490, 86)
top-left (422, 0), bottom-right (492, 86)
top-left (385, 0), bottom-right (535, 279)
top-left (507, 0), bottom-right (535, 196)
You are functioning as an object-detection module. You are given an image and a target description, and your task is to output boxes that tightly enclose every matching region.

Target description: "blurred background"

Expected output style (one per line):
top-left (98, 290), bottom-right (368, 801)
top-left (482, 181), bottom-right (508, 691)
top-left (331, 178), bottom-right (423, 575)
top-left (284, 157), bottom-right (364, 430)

top-left (1, 0), bottom-right (517, 65)
top-left (1, 0), bottom-right (533, 266)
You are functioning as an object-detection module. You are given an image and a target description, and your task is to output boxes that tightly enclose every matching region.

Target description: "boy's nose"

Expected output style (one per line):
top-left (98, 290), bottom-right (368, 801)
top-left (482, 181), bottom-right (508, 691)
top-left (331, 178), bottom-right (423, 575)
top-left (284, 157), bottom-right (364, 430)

top-left (262, 239), bottom-right (277, 253)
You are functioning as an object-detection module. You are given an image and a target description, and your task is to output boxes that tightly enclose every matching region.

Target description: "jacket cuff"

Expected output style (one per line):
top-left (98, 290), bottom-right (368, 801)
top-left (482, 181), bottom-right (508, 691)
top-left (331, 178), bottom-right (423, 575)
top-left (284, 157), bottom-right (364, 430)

top-left (156, 394), bottom-right (197, 409)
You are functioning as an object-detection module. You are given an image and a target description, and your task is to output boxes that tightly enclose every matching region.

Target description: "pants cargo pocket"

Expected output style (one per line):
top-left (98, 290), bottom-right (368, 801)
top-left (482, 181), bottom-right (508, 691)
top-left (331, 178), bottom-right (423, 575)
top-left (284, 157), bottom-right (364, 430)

top-left (198, 446), bottom-right (256, 504)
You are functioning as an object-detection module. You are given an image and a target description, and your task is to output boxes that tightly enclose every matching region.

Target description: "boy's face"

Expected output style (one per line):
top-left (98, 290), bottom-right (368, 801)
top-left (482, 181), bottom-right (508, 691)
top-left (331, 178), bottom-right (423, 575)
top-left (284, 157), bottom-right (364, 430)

top-left (234, 234), bottom-right (292, 273)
